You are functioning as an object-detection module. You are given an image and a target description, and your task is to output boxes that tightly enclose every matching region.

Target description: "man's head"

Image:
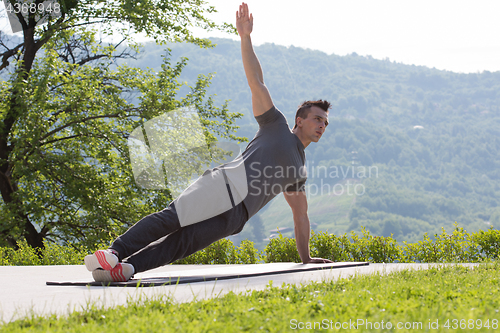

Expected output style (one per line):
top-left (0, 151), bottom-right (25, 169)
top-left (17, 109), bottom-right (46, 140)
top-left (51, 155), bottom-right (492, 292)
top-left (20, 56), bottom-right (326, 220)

top-left (292, 100), bottom-right (331, 146)
top-left (293, 100), bottom-right (331, 130)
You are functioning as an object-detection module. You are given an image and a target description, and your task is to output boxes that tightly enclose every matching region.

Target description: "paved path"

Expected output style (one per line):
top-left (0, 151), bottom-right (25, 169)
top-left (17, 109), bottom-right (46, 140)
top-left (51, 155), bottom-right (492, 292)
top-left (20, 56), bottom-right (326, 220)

top-left (0, 263), bottom-right (476, 323)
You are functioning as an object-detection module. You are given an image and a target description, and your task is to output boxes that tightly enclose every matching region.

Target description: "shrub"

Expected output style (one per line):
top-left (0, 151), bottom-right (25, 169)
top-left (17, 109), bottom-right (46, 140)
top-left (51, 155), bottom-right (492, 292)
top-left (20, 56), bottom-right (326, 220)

top-left (0, 240), bottom-right (40, 265)
top-left (310, 231), bottom-right (351, 262)
top-left (237, 239), bottom-right (262, 264)
top-left (345, 227), bottom-right (401, 263)
top-left (264, 225), bottom-right (499, 264)
top-left (175, 239), bottom-right (262, 264)
top-left (471, 227), bottom-right (500, 259)
top-left (0, 239), bottom-right (111, 266)
top-left (263, 233), bottom-right (301, 263)
top-left (309, 228), bottom-right (401, 263)
top-left (0, 240), bottom-right (92, 265)
top-left (401, 225), bottom-right (482, 263)
top-left (1, 225), bottom-right (499, 266)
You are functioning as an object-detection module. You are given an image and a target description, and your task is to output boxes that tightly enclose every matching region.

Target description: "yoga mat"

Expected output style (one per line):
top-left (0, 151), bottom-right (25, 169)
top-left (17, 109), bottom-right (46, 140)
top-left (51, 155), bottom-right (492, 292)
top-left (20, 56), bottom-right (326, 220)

top-left (46, 262), bottom-right (368, 287)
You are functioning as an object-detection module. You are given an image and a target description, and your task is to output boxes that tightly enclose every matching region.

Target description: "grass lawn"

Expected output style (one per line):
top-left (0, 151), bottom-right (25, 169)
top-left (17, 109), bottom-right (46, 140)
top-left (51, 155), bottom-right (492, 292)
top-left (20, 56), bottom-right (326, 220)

top-left (2, 263), bottom-right (499, 332)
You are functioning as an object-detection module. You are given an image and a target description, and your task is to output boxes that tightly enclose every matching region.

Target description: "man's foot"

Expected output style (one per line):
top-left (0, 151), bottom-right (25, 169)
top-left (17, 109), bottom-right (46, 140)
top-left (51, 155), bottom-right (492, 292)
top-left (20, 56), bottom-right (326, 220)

top-left (92, 263), bottom-right (135, 282)
top-left (84, 249), bottom-right (119, 271)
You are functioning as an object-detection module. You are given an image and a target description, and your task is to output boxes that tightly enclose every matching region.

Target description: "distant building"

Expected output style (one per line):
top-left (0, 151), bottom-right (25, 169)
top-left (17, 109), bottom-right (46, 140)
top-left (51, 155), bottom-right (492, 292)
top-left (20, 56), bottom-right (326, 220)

top-left (269, 227), bottom-right (293, 235)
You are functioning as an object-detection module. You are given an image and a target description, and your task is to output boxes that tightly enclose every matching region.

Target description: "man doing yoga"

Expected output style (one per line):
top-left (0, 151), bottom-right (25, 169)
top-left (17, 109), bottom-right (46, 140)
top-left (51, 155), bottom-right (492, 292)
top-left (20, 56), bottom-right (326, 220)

top-left (85, 2), bottom-right (333, 282)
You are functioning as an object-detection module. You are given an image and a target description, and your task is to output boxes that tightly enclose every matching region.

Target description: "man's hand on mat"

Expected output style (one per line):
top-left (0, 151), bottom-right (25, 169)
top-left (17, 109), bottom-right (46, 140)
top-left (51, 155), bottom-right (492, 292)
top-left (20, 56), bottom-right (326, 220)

top-left (305, 257), bottom-right (334, 264)
top-left (236, 2), bottom-right (253, 37)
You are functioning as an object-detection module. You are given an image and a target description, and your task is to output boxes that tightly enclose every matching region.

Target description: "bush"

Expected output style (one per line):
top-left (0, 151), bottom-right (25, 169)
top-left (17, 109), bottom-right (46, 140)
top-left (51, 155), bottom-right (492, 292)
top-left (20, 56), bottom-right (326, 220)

top-left (263, 233), bottom-right (301, 263)
top-left (310, 231), bottom-right (352, 262)
top-left (401, 225), bottom-right (482, 263)
top-left (175, 239), bottom-right (262, 264)
top-left (471, 227), bottom-right (500, 259)
top-left (237, 239), bottom-right (262, 264)
top-left (1, 225), bottom-right (499, 265)
top-left (0, 240), bottom-right (94, 265)
top-left (263, 225), bottom-right (499, 264)
top-left (343, 227), bottom-right (401, 263)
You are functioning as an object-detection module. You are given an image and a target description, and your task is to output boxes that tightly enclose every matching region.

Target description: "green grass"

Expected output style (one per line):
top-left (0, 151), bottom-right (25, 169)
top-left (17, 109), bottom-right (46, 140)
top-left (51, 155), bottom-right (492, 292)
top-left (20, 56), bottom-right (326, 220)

top-left (3, 263), bottom-right (499, 332)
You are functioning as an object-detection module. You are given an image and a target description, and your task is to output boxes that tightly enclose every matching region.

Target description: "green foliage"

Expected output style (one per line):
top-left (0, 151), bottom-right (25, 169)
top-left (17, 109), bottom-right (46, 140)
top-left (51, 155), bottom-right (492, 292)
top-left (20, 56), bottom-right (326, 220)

top-left (310, 230), bottom-right (352, 262)
top-left (174, 239), bottom-right (262, 265)
top-left (0, 37), bottom-right (245, 249)
top-left (262, 228), bottom-right (403, 264)
top-left (236, 239), bottom-right (262, 264)
top-left (346, 227), bottom-right (401, 262)
top-left (263, 232), bottom-right (301, 263)
top-left (471, 227), bottom-right (500, 260)
top-left (0, 239), bottom-right (104, 265)
top-left (0, 0), bottom-right (237, 250)
top-left (1, 226), bottom-right (499, 266)
top-left (401, 224), bottom-right (482, 263)
top-left (264, 226), bottom-right (500, 264)
top-left (0, 240), bottom-right (40, 266)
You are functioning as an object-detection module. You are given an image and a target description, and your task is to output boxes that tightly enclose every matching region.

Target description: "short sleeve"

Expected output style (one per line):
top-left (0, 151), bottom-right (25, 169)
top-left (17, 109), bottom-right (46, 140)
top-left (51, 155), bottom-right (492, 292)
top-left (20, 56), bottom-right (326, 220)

top-left (284, 179), bottom-right (306, 192)
top-left (255, 106), bottom-right (288, 127)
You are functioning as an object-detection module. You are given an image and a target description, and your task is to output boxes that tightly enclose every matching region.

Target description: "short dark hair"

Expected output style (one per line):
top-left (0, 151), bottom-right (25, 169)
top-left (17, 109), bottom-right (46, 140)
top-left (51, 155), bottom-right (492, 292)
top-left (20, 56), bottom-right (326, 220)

top-left (293, 100), bottom-right (331, 129)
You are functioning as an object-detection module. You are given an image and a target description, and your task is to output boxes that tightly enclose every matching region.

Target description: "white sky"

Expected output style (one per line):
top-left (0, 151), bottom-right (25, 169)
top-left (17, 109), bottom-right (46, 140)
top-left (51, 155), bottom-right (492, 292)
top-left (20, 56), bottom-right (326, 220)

top-left (192, 0), bottom-right (500, 74)
top-left (1, 0), bottom-right (499, 74)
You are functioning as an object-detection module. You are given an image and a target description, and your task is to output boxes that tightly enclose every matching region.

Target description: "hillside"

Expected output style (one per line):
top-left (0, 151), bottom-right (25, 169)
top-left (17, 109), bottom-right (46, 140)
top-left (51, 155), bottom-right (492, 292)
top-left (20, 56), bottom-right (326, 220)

top-left (110, 38), bottom-right (500, 246)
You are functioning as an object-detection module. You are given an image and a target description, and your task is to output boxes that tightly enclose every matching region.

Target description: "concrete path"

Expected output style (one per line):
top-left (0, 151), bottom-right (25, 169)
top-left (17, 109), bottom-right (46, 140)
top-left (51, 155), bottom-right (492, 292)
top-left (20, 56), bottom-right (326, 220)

top-left (0, 263), bottom-right (475, 323)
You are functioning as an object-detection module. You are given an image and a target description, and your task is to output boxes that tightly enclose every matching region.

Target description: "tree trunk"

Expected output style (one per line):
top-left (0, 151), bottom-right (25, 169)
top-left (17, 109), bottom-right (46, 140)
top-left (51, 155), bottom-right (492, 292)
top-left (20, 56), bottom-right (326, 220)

top-left (0, 26), bottom-right (46, 250)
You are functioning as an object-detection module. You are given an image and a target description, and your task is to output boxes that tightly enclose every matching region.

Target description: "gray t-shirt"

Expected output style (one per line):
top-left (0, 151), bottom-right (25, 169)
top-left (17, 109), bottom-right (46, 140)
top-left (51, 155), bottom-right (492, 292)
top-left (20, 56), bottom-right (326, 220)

top-left (173, 105), bottom-right (306, 227)
top-left (241, 106), bottom-right (307, 218)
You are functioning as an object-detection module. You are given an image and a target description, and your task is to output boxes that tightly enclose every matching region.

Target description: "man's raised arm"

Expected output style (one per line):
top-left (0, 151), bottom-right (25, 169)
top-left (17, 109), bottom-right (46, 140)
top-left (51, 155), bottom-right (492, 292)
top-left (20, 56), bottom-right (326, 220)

top-left (236, 2), bottom-right (273, 117)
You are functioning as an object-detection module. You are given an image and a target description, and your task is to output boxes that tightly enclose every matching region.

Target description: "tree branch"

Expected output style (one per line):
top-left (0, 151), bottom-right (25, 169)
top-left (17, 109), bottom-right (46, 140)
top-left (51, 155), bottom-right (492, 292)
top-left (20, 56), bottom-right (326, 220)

top-left (40, 134), bottom-right (86, 147)
top-left (40, 113), bottom-right (124, 141)
top-left (0, 43), bottom-right (24, 71)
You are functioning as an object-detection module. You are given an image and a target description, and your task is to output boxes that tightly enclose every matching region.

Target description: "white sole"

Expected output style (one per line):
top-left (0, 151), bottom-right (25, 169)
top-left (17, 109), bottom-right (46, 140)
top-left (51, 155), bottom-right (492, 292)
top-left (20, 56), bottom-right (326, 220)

top-left (92, 263), bottom-right (134, 282)
top-left (84, 250), bottom-right (118, 271)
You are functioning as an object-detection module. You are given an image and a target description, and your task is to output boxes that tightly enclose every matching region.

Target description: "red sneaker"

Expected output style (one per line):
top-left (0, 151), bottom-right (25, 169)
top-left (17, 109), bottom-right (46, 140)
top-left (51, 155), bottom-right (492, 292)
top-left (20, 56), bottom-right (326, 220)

top-left (84, 250), bottom-right (119, 271)
top-left (92, 263), bottom-right (135, 282)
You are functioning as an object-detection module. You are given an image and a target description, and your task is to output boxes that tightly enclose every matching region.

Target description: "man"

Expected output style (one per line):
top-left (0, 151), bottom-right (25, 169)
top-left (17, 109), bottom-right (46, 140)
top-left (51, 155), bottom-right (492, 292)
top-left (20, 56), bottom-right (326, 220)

top-left (84, 2), bottom-right (332, 282)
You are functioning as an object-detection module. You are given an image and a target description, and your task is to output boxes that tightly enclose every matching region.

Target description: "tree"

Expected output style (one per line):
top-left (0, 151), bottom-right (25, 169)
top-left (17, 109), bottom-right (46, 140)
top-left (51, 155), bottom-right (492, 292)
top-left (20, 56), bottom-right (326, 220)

top-left (0, 0), bottom-right (243, 249)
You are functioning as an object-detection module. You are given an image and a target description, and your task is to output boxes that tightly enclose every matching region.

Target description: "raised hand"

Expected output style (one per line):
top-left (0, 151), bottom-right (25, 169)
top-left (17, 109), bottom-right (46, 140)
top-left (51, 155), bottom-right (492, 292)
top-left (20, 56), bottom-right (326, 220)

top-left (236, 2), bottom-right (253, 37)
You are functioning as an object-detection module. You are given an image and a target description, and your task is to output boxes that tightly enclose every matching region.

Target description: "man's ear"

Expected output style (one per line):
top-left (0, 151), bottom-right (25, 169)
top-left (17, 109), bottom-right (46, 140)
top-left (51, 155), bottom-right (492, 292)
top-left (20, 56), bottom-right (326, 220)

top-left (296, 117), bottom-right (303, 128)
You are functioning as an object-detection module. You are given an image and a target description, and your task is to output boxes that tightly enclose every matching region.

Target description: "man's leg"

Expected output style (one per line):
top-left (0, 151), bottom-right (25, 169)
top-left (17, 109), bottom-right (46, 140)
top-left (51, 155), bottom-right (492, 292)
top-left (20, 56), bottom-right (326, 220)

top-left (110, 202), bottom-right (182, 261)
top-left (85, 202), bottom-right (182, 273)
top-left (124, 202), bottom-right (249, 273)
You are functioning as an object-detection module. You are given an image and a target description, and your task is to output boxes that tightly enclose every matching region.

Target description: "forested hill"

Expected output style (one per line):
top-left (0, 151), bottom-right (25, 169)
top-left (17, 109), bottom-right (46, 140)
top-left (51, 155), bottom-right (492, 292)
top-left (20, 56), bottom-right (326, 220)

top-left (130, 38), bottom-right (500, 243)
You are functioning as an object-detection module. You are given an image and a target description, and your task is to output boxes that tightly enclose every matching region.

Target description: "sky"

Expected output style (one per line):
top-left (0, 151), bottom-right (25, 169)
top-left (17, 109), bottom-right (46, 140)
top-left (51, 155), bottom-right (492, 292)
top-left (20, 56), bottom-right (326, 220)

top-left (1, 0), bottom-right (499, 74)
top-left (190, 0), bottom-right (500, 74)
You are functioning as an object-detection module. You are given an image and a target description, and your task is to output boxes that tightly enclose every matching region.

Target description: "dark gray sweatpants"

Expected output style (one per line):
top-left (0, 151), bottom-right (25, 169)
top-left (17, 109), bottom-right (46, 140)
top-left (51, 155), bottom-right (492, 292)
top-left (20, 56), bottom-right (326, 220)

top-left (110, 201), bottom-right (248, 273)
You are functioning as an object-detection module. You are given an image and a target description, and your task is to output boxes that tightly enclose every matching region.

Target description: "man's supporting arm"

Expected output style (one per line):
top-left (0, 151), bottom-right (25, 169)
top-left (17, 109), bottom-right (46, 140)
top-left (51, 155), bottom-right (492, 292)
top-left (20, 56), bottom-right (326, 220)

top-left (284, 191), bottom-right (334, 264)
top-left (236, 2), bottom-right (273, 117)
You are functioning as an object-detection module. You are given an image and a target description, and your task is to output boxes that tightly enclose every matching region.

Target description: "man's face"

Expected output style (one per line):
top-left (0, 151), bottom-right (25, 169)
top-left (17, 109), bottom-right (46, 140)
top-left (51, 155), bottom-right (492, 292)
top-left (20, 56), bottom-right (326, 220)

top-left (298, 106), bottom-right (329, 142)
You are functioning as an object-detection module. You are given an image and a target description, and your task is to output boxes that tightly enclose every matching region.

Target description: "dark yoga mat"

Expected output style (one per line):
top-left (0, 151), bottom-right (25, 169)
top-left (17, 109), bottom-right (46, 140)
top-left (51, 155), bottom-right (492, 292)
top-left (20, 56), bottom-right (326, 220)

top-left (47, 262), bottom-right (369, 287)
